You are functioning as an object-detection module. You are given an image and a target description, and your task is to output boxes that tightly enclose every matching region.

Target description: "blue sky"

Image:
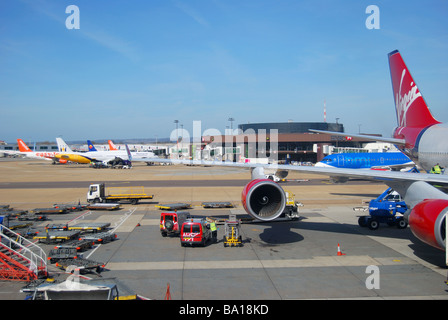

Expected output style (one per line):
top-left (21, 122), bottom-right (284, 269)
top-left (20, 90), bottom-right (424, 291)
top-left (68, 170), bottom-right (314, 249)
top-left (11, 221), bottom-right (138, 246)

top-left (1, 0), bottom-right (447, 143)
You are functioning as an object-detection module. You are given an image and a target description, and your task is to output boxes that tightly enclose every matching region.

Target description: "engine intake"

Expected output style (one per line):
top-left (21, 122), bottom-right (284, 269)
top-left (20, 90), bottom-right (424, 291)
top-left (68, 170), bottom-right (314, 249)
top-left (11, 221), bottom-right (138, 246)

top-left (408, 199), bottom-right (447, 250)
top-left (242, 179), bottom-right (286, 221)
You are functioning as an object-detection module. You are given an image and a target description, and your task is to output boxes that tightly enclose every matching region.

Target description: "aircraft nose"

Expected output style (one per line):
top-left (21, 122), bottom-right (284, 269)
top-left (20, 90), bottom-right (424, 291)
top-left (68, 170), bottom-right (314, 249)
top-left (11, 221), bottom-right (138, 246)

top-left (315, 162), bottom-right (330, 168)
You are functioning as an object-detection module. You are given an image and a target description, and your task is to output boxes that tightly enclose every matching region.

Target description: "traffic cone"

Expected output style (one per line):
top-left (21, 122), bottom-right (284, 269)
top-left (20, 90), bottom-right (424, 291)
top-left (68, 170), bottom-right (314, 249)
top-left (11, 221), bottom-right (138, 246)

top-left (164, 283), bottom-right (172, 300)
top-left (337, 243), bottom-right (346, 256)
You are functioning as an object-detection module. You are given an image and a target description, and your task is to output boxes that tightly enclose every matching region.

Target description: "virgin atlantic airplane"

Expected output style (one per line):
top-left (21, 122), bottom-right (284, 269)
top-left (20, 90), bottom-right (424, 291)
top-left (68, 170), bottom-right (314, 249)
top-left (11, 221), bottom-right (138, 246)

top-left (146, 50), bottom-right (448, 252)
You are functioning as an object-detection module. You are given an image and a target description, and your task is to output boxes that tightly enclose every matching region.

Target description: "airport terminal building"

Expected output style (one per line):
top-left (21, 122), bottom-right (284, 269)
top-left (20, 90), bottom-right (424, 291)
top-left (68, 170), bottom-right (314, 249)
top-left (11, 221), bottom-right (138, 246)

top-left (199, 121), bottom-right (376, 163)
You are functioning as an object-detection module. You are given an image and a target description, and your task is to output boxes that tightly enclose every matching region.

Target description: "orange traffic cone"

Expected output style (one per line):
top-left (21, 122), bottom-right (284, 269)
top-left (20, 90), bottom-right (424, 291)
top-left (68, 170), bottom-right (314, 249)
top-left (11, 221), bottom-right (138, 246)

top-left (164, 283), bottom-right (172, 300)
top-left (337, 243), bottom-right (346, 256)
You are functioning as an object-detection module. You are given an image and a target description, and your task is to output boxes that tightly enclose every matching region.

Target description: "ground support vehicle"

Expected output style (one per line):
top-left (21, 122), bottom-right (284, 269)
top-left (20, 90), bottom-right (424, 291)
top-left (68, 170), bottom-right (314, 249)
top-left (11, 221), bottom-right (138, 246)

top-left (160, 211), bottom-right (191, 237)
top-left (86, 203), bottom-right (121, 210)
top-left (54, 239), bottom-right (94, 252)
top-left (87, 183), bottom-right (153, 205)
top-left (80, 231), bottom-right (117, 244)
top-left (281, 190), bottom-right (302, 220)
top-left (354, 188), bottom-right (408, 230)
top-left (67, 222), bottom-right (111, 233)
top-left (17, 213), bottom-right (47, 222)
top-left (34, 230), bottom-right (81, 244)
top-left (0, 215), bottom-right (34, 230)
top-left (0, 209), bottom-right (28, 217)
top-left (202, 202), bottom-right (234, 208)
top-left (156, 203), bottom-right (192, 210)
top-left (0, 224), bottom-right (48, 282)
top-left (31, 207), bottom-right (68, 215)
top-left (180, 218), bottom-right (213, 247)
top-left (45, 224), bottom-right (68, 231)
top-left (223, 215), bottom-right (243, 247)
top-left (55, 258), bottom-right (105, 275)
top-left (48, 248), bottom-right (79, 264)
top-left (53, 203), bottom-right (87, 212)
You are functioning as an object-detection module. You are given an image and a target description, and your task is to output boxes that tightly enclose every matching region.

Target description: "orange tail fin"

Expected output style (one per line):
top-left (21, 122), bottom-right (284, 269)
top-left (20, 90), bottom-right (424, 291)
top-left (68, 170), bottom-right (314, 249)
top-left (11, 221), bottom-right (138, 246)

top-left (17, 139), bottom-right (32, 152)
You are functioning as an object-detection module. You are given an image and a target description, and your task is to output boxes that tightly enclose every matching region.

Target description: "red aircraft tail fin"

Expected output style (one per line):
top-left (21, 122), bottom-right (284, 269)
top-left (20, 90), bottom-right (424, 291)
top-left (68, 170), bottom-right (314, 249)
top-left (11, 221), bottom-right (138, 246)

top-left (388, 50), bottom-right (440, 128)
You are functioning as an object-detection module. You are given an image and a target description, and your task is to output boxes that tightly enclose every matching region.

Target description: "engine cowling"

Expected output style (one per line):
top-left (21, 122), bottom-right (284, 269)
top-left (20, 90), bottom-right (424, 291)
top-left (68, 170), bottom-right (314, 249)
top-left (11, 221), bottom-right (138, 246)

top-left (241, 179), bottom-right (286, 221)
top-left (408, 199), bottom-right (447, 250)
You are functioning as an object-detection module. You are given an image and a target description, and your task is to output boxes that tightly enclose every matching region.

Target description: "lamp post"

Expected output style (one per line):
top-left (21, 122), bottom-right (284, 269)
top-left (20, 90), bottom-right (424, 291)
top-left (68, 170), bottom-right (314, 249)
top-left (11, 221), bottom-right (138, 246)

top-left (174, 120), bottom-right (179, 159)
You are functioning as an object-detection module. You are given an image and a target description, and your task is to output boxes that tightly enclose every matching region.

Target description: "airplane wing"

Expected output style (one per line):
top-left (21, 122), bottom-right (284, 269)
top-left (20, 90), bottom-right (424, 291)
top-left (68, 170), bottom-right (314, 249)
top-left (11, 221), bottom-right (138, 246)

top-left (370, 161), bottom-right (415, 171)
top-left (147, 158), bottom-right (445, 183)
top-left (148, 158), bottom-right (448, 204)
top-left (309, 129), bottom-right (406, 145)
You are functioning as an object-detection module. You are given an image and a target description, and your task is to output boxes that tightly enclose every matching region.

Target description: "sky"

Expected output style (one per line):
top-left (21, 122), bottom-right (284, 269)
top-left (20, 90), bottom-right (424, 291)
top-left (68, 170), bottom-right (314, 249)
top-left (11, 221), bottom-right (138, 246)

top-left (1, 0), bottom-right (447, 143)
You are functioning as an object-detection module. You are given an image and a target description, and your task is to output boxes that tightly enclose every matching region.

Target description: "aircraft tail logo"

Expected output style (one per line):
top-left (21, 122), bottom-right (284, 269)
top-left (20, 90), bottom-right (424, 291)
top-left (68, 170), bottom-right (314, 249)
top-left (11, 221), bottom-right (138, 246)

top-left (125, 144), bottom-right (132, 161)
top-left (56, 138), bottom-right (73, 153)
top-left (17, 139), bottom-right (32, 152)
top-left (108, 140), bottom-right (118, 151)
top-left (388, 50), bottom-right (440, 128)
top-left (87, 140), bottom-right (97, 151)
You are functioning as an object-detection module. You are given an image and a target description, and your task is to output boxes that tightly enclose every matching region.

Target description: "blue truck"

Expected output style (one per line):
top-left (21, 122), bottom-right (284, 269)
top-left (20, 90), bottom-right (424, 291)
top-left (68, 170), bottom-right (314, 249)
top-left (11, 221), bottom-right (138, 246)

top-left (355, 188), bottom-right (408, 230)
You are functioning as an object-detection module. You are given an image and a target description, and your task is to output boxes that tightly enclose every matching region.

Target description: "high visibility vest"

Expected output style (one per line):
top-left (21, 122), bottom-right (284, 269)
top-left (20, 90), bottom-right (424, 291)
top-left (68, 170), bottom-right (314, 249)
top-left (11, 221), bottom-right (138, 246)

top-left (210, 223), bottom-right (217, 231)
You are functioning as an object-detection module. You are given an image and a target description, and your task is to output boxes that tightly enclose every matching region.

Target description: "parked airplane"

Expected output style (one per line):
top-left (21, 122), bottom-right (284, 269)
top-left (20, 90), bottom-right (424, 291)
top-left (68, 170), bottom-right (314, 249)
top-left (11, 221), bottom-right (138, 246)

top-left (103, 139), bottom-right (157, 160)
top-left (316, 152), bottom-right (414, 170)
top-left (310, 50), bottom-right (447, 173)
top-left (2, 139), bottom-right (67, 164)
top-left (54, 138), bottom-right (92, 164)
top-left (55, 138), bottom-right (155, 166)
top-left (145, 50), bottom-right (448, 252)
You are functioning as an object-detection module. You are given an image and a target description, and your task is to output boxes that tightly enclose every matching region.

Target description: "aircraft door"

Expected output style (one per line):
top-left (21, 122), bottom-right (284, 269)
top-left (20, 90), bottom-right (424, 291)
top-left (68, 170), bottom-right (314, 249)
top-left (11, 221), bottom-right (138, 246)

top-left (337, 155), bottom-right (344, 167)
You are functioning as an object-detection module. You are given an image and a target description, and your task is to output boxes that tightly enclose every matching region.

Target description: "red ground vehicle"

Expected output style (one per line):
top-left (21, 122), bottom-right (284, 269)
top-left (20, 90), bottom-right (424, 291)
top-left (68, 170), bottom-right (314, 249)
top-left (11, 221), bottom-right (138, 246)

top-left (180, 218), bottom-right (213, 247)
top-left (160, 211), bottom-right (191, 237)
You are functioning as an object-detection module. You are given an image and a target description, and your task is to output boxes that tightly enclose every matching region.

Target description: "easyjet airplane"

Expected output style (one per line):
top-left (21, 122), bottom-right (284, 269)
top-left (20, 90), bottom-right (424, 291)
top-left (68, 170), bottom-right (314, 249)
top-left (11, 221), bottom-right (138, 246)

top-left (2, 139), bottom-right (67, 164)
top-left (145, 50), bottom-right (448, 252)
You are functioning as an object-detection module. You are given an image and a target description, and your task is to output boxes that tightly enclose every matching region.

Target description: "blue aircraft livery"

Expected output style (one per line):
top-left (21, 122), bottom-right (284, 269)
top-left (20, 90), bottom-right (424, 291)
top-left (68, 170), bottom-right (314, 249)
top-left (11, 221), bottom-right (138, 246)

top-left (87, 140), bottom-right (98, 152)
top-left (315, 152), bottom-right (413, 170)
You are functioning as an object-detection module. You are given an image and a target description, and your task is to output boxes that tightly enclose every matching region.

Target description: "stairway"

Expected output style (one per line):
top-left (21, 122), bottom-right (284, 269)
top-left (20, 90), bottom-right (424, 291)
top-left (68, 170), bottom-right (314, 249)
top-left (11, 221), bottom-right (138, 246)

top-left (0, 225), bottom-right (47, 281)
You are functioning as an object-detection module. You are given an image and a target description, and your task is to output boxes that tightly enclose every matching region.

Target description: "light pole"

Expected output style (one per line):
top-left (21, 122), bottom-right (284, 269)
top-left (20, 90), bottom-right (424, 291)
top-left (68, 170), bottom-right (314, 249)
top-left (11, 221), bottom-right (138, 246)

top-left (174, 120), bottom-right (179, 159)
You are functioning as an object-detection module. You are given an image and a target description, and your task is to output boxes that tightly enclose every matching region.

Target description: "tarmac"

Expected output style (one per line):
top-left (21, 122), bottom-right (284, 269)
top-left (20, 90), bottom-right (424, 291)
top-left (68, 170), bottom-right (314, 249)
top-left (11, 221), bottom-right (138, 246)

top-left (0, 158), bottom-right (447, 300)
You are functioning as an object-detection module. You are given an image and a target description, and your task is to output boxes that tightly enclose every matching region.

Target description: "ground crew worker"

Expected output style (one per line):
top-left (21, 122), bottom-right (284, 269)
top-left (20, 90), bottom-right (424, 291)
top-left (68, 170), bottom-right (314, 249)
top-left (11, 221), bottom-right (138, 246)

top-left (430, 163), bottom-right (443, 174)
top-left (210, 222), bottom-right (217, 242)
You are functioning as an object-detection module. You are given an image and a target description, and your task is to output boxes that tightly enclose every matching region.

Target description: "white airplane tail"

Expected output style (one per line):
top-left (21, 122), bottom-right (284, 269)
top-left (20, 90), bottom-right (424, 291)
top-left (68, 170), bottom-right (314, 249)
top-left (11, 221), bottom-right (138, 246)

top-left (56, 138), bottom-right (73, 153)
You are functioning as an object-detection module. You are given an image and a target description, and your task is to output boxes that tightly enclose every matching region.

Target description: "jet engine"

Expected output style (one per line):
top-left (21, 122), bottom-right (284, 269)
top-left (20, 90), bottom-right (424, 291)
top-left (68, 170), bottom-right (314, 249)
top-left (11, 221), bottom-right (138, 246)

top-left (408, 199), bottom-right (447, 250)
top-left (241, 179), bottom-right (286, 221)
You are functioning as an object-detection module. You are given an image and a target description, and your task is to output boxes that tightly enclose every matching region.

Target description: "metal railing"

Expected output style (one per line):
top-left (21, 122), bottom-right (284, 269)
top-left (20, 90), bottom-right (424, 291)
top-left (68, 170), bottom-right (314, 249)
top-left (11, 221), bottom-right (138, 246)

top-left (0, 225), bottom-right (47, 278)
